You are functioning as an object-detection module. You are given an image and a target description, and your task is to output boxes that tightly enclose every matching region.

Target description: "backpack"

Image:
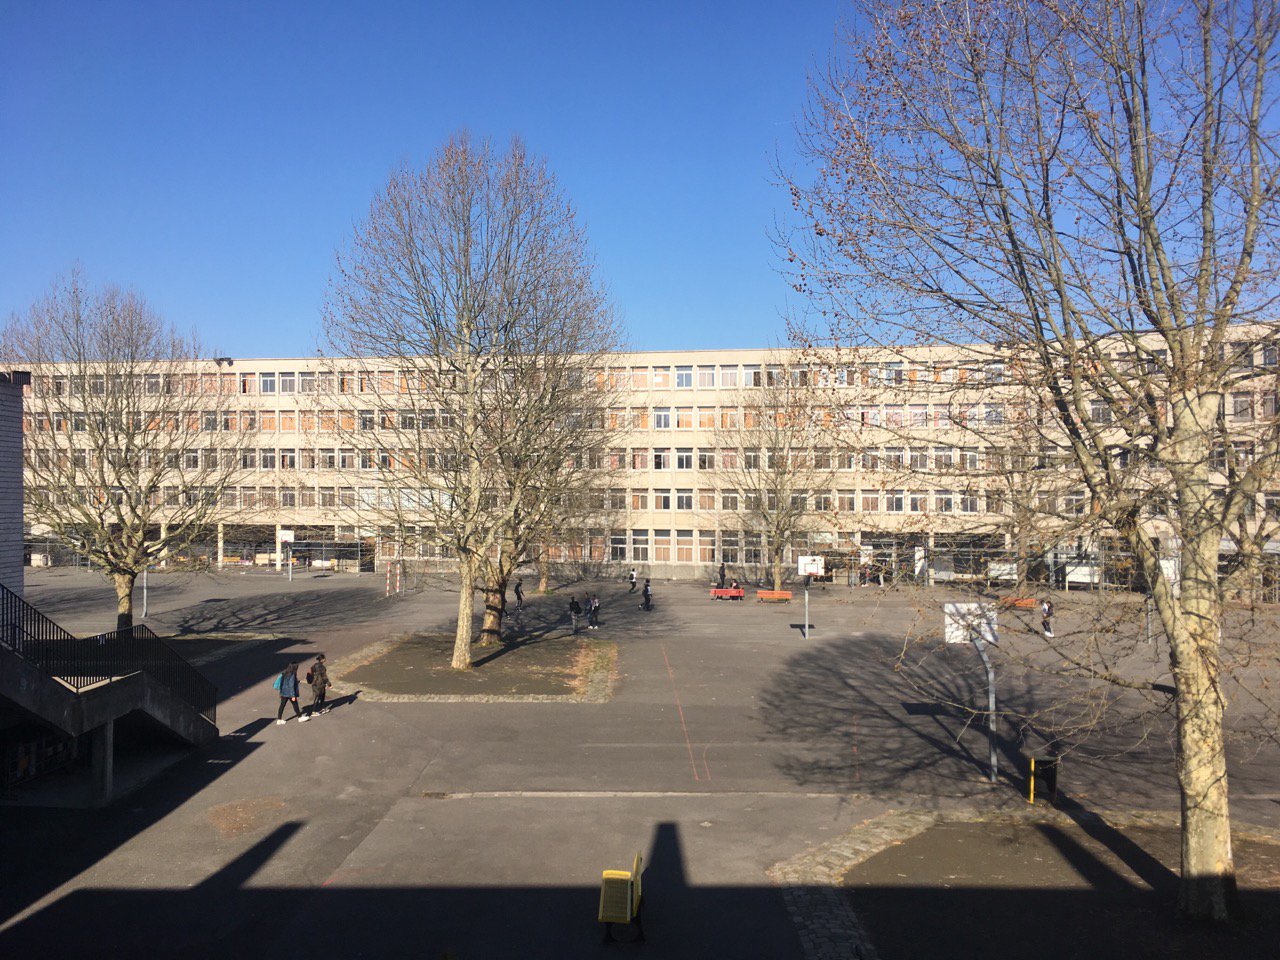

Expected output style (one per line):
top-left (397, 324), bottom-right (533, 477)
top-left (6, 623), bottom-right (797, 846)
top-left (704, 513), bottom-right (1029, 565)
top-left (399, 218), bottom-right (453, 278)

top-left (273, 672), bottom-right (283, 691)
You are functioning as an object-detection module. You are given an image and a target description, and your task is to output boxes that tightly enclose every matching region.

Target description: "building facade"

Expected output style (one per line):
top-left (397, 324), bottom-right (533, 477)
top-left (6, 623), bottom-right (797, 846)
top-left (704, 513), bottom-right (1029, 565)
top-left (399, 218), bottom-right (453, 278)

top-left (19, 344), bottom-right (1280, 585)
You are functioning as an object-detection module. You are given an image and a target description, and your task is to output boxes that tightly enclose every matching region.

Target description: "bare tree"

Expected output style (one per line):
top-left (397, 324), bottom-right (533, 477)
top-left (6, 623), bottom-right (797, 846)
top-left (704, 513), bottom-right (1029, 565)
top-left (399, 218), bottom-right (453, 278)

top-left (715, 361), bottom-right (839, 589)
top-left (784, 0), bottom-right (1280, 919)
top-left (326, 134), bottom-right (621, 669)
top-left (3, 271), bottom-right (242, 631)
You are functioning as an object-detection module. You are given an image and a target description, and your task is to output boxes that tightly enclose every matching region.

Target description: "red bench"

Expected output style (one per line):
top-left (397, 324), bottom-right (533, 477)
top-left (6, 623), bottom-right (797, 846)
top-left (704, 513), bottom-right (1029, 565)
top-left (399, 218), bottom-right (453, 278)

top-left (999, 596), bottom-right (1038, 610)
top-left (757, 590), bottom-right (793, 603)
top-left (709, 588), bottom-right (746, 601)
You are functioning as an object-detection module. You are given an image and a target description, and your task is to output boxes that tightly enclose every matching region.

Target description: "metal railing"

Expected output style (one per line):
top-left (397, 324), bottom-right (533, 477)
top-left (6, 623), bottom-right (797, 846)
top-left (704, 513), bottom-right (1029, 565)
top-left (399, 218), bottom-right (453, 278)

top-left (0, 583), bottom-right (217, 725)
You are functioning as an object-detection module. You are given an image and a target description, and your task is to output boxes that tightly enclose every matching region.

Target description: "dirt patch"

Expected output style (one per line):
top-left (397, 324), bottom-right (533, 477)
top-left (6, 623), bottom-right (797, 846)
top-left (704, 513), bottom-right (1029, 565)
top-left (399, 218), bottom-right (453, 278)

top-left (206, 796), bottom-right (287, 839)
top-left (335, 631), bottom-right (616, 701)
top-left (844, 818), bottom-right (1280, 959)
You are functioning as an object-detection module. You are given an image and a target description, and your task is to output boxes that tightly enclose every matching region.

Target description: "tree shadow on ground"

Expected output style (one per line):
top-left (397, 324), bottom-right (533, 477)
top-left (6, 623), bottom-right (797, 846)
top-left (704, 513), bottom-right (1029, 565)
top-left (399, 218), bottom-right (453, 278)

top-left (755, 631), bottom-right (1178, 805)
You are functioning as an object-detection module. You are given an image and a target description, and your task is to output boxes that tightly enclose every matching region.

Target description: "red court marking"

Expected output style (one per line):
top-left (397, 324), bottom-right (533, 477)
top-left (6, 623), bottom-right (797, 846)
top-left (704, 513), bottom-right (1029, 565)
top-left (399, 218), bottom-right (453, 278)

top-left (700, 737), bottom-right (715, 782)
top-left (661, 643), bottom-right (701, 782)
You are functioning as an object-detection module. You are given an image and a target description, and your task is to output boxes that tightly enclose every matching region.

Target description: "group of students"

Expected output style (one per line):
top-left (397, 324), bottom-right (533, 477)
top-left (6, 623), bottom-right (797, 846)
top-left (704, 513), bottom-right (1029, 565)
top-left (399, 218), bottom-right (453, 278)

top-left (273, 653), bottom-right (332, 724)
top-left (627, 569), bottom-right (654, 610)
top-left (568, 594), bottom-right (602, 632)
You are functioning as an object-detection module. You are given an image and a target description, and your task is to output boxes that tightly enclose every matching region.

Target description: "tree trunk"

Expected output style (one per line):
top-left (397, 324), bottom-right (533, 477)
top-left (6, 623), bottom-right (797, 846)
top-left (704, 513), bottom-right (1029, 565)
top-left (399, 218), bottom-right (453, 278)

top-left (479, 575), bottom-right (507, 646)
top-left (538, 552), bottom-right (550, 593)
top-left (1170, 530), bottom-right (1237, 920)
top-left (113, 572), bottom-right (137, 634)
top-left (771, 548), bottom-right (784, 591)
top-left (451, 561), bottom-right (476, 670)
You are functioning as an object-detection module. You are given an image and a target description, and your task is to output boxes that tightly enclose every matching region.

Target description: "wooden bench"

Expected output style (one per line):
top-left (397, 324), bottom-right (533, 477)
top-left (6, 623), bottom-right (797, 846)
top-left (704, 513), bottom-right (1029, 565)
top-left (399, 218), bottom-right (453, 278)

top-left (757, 590), bottom-right (793, 603)
top-left (998, 596), bottom-right (1038, 610)
top-left (598, 852), bottom-right (644, 942)
top-left (709, 588), bottom-right (746, 600)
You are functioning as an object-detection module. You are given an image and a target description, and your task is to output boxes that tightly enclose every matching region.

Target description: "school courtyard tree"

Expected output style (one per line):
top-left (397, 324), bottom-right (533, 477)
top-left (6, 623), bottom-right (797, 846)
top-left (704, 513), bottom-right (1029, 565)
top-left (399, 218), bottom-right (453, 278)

top-left (326, 133), bottom-right (621, 669)
top-left (784, 0), bottom-right (1280, 920)
top-left (2, 272), bottom-right (241, 632)
top-left (715, 365), bottom-right (838, 589)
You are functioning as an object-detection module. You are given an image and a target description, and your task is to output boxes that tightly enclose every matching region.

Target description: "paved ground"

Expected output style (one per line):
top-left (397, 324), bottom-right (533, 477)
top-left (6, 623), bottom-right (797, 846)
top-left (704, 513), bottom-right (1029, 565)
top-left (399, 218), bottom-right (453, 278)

top-left (3, 569), bottom-right (1279, 958)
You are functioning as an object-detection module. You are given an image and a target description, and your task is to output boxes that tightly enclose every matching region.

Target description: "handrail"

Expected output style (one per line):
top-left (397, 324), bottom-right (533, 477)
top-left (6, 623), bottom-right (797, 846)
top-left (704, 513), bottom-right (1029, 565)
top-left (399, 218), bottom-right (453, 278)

top-left (0, 583), bottom-right (216, 725)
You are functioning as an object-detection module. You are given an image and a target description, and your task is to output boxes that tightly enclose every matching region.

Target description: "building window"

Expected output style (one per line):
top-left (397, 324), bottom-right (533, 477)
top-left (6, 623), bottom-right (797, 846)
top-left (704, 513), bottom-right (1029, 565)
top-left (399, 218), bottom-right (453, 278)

top-left (240, 373), bottom-right (256, 394)
top-left (260, 449), bottom-right (277, 470)
top-left (961, 490), bottom-right (981, 513)
top-left (885, 489), bottom-right (904, 512)
top-left (676, 489), bottom-right (693, 510)
top-left (697, 366), bottom-right (716, 388)
top-left (813, 491), bottom-right (833, 512)
top-left (653, 448), bottom-right (670, 470)
top-left (698, 489), bottom-right (716, 510)
top-left (744, 448), bottom-right (760, 470)
top-left (610, 533), bottom-right (628, 561)
top-left (935, 490), bottom-right (954, 513)
top-left (631, 490), bottom-right (648, 510)
top-left (241, 450), bottom-right (257, 470)
top-left (631, 449), bottom-right (650, 470)
top-left (721, 489), bottom-right (739, 511)
top-left (908, 490), bottom-right (927, 512)
top-left (632, 530), bottom-right (649, 561)
top-left (698, 448), bottom-right (715, 470)
top-left (676, 448), bottom-right (693, 469)
top-left (653, 530), bottom-right (672, 562)
top-left (934, 447), bottom-right (954, 470)
top-left (654, 407), bottom-right (671, 429)
top-left (676, 408), bottom-right (693, 429)
top-left (280, 449), bottom-right (297, 469)
top-left (260, 372), bottom-right (277, 394)
top-left (1233, 393), bottom-right (1254, 422)
top-left (676, 366), bottom-right (693, 388)
top-left (676, 530), bottom-right (694, 562)
top-left (698, 408), bottom-right (716, 429)
top-left (860, 489), bottom-right (880, 513)
top-left (743, 365), bottom-right (762, 387)
top-left (652, 367), bottom-right (671, 389)
top-left (654, 489), bottom-right (672, 510)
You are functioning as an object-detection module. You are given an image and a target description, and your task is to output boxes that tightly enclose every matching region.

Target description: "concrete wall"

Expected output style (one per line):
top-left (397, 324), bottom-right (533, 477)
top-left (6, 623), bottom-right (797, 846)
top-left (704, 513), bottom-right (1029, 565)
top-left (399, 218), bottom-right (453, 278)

top-left (0, 373), bottom-right (24, 599)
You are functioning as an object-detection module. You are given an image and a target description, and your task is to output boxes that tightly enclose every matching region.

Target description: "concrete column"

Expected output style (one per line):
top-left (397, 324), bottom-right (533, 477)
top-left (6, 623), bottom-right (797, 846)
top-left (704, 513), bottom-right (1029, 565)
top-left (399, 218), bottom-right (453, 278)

top-left (90, 720), bottom-right (115, 807)
top-left (275, 523), bottom-right (283, 572)
top-left (217, 522), bottom-right (225, 570)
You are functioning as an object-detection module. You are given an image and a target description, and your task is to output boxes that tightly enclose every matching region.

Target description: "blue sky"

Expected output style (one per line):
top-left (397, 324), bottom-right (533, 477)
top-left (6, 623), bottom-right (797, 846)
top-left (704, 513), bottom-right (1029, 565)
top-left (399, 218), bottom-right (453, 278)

top-left (0, 1), bottom-right (840, 357)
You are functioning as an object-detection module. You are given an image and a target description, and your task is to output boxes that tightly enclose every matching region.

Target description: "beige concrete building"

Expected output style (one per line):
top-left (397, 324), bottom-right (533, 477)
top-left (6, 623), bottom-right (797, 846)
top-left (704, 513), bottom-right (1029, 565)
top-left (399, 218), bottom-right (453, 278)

top-left (19, 343), bottom-right (1279, 586)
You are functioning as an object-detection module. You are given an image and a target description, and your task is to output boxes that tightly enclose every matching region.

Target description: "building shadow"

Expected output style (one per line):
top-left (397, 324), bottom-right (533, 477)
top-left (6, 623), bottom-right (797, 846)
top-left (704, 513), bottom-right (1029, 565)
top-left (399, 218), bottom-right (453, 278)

top-left (4, 816), bottom-right (1278, 960)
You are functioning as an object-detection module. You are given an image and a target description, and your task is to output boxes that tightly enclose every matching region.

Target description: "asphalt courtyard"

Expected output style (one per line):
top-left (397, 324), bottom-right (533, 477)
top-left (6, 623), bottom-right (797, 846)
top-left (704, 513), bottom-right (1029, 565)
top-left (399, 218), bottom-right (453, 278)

top-left (3, 567), bottom-right (1279, 959)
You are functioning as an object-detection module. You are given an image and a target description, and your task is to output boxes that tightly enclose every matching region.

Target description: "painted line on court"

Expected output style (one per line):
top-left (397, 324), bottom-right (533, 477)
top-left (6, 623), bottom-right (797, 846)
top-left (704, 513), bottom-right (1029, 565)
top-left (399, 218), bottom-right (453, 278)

top-left (661, 642), bottom-right (701, 782)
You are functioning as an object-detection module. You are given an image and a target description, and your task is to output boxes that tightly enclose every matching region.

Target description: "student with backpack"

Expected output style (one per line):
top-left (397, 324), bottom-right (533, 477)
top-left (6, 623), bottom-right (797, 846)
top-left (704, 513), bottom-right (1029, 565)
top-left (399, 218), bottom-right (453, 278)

top-left (305, 653), bottom-right (331, 717)
top-left (274, 662), bottom-right (303, 724)
top-left (569, 596), bottom-right (583, 634)
top-left (640, 579), bottom-right (653, 612)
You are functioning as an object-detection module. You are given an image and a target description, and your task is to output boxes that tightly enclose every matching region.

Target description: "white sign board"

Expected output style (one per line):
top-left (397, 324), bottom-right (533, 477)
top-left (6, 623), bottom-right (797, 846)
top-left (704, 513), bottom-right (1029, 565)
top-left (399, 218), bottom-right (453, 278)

top-left (987, 561), bottom-right (1018, 582)
top-left (279, 529), bottom-right (295, 543)
top-left (1065, 562), bottom-right (1100, 586)
top-left (943, 602), bottom-right (998, 646)
top-left (797, 555), bottom-right (825, 576)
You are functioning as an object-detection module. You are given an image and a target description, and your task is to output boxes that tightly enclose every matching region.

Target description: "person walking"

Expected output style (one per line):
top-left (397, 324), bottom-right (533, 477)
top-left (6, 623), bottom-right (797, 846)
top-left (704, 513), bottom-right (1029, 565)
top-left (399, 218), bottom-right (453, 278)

top-left (569, 595), bottom-right (583, 634)
top-left (718, 561), bottom-right (726, 589)
top-left (274, 662), bottom-right (302, 724)
top-left (305, 653), bottom-right (331, 717)
top-left (628, 569), bottom-right (637, 593)
top-left (588, 594), bottom-right (600, 629)
top-left (514, 578), bottom-right (524, 611)
top-left (640, 579), bottom-right (653, 612)
top-left (1041, 597), bottom-right (1055, 639)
